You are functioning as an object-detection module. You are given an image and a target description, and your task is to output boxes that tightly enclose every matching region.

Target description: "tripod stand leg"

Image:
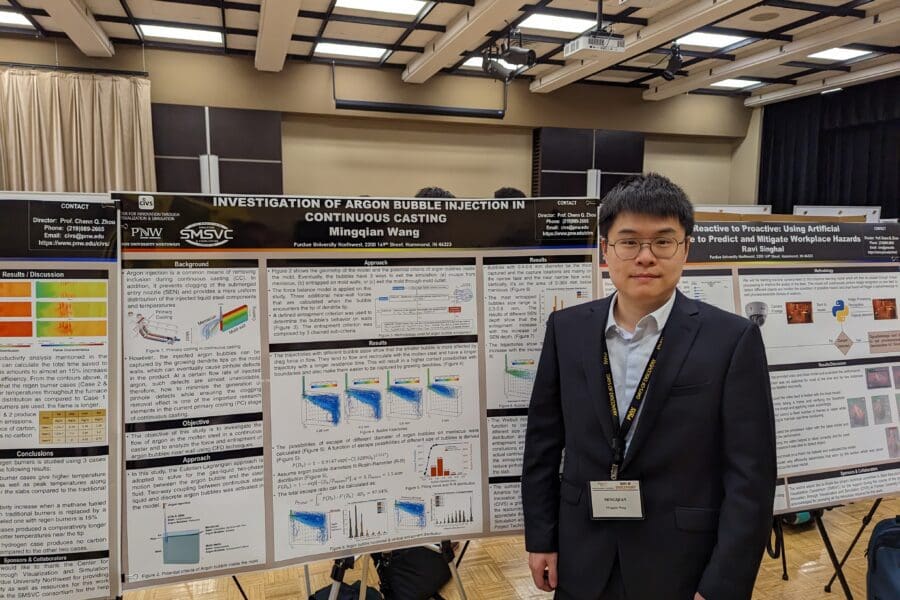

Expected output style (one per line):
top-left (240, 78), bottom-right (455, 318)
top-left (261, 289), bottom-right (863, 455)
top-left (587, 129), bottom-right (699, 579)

top-left (439, 540), bottom-right (468, 600)
top-left (814, 513), bottom-right (852, 599)
top-left (304, 564), bottom-right (312, 599)
top-left (777, 519), bottom-right (788, 581)
top-left (359, 555), bottom-right (369, 600)
top-left (825, 498), bottom-right (881, 593)
top-left (448, 560), bottom-right (468, 600)
top-left (456, 540), bottom-right (470, 568)
top-left (231, 575), bottom-right (249, 600)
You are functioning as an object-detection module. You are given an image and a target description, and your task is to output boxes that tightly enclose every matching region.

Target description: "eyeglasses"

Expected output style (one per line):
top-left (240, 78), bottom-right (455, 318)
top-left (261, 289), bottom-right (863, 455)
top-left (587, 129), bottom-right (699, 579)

top-left (605, 237), bottom-right (687, 260)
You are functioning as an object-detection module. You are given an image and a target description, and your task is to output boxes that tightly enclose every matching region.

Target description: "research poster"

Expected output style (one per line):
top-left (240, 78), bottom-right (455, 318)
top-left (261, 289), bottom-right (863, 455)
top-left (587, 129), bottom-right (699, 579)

top-left (0, 195), bottom-right (118, 600)
top-left (683, 222), bottom-right (900, 512)
top-left (118, 193), bottom-right (598, 585)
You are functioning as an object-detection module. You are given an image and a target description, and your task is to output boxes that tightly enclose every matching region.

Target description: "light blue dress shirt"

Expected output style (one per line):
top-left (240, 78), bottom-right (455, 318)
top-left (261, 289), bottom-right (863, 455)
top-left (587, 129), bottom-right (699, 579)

top-left (604, 291), bottom-right (677, 450)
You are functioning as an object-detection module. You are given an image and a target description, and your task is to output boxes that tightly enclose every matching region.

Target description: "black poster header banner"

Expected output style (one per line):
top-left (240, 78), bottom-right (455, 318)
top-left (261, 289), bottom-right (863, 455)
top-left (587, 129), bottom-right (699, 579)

top-left (117, 194), bottom-right (598, 250)
top-left (689, 222), bottom-right (899, 263)
top-left (0, 199), bottom-right (117, 260)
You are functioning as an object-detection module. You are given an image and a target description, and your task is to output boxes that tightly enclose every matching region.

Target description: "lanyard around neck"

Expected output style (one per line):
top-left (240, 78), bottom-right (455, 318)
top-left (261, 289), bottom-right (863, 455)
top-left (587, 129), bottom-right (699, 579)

top-left (600, 325), bottom-right (665, 480)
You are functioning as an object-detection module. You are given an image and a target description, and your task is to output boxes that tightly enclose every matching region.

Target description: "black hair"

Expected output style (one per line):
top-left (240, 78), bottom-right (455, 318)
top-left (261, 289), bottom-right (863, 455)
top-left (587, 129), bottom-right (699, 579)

top-left (414, 186), bottom-right (455, 198)
top-left (597, 173), bottom-right (694, 237)
top-left (494, 186), bottom-right (526, 198)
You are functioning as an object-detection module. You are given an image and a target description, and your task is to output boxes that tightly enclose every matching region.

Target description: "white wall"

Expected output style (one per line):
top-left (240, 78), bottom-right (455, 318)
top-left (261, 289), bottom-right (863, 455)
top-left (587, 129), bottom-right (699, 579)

top-left (644, 136), bottom-right (736, 205)
top-left (283, 115), bottom-right (532, 198)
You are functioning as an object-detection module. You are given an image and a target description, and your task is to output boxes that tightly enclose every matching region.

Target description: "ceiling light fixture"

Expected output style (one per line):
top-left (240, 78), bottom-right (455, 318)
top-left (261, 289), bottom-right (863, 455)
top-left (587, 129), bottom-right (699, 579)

top-left (335, 0), bottom-right (426, 17)
top-left (0, 9), bottom-right (34, 28)
top-left (315, 42), bottom-right (388, 60)
top-left (808, 47), bottom-right (871, 61)
top-left (821, 87), bottom-right (843, 94)
top-left (519, 13), bottom-right (595, 34)
top-left (677, 32), bottom-right (746, 48)
top-left (749, 12), bottom-right (780, 22)
top-left (711, 78), bottom-right (762, 89)
top-left (661, 45), bottom-right (683, 81)
top-left (138, 24), bottom-right (223, 44)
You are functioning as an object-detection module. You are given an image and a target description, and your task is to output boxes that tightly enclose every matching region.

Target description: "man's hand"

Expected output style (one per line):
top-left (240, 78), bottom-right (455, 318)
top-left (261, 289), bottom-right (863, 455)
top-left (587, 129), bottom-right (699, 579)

top-left (694, 593), bottom-right (706, 600)
top-left (529, 552), bottom-right (558, 592)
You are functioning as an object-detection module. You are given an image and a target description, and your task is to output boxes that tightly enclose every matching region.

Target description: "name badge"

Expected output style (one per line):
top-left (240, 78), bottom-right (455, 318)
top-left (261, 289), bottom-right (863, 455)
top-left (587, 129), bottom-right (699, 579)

top-left (589, 480), bottom-right (644, 520)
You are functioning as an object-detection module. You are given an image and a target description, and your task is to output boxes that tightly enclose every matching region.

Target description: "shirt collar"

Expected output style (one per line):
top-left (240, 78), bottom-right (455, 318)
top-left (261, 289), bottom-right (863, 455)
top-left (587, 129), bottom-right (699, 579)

top-left (605, 290), bottom-right (678, 338)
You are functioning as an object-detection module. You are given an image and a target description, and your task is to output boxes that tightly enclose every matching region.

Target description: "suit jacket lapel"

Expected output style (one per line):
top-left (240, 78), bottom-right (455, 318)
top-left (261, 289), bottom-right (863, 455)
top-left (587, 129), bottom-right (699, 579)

top-left (582, 297), bottom-right (617, 448)
top-left (622, 290), bottom-right (701, 470)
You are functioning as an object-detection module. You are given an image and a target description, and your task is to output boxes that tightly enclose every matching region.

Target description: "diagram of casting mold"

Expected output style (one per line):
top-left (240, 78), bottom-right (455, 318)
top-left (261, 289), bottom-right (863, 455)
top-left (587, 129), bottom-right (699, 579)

top-left (432, 492), bottom-right (475, 527)
top-left (198, 304), bottom-right (251, 341)
top-left (161, 503), bottom-right (200, 565)
top-left (345, 373), bottom-right (383, 422)
top-left (344, 500), bottom-right (389, 539)
top-left (132, 312), bottom-right (180, 344)
top-left (394, 498), bottom-right (427, 530)
top-left (738, 267), bottom-right (900, 365)
top-left (426, 368), bottom-right (462, 418)
top-left (302, 375), bottom-right (342, 427)
top-left (127, 480), bottom-right (267, 583)
top-left (415, 441), bottom-right (473, 479)
top-left (387, 370), bottom-right (424, 420)
top-left (127, 303), bottom-right (257, 349)
top-left (289, 509), bottom-right (342, 546)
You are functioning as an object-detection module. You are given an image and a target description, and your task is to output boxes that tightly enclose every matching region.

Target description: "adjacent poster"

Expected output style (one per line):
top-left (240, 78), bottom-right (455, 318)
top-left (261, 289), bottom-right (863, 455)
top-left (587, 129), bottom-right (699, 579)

top-left (117, 193), bottom-right (598, 586)
top-left (0, 194), bottom-right (118, 600)
top-left (678, 222), bottom-right (900, 512)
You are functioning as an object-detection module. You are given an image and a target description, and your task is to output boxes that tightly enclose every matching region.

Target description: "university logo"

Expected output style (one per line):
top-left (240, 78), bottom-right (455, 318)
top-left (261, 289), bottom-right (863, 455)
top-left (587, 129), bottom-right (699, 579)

top-left (180, 222), bottom-right (234, 247)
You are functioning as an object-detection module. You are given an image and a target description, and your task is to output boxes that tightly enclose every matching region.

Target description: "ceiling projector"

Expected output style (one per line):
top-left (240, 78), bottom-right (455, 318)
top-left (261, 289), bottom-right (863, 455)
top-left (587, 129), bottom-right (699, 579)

top-left (564, 32), bottom-right (626, 59)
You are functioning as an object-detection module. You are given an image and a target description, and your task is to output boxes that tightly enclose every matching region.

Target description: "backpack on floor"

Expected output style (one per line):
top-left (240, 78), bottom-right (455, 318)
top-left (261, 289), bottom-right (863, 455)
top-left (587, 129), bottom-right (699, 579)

top-left (309, 580), bottom-right (384, 600)
top-left (373, 547), bottom-right (451, 600)
top-left (866, 516), bottom-right (900, 600)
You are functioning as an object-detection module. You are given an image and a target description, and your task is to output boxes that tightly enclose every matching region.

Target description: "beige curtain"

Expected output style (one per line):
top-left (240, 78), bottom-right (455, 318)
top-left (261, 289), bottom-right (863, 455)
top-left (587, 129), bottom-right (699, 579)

top-left (0, 67), bottom-right (156, 192)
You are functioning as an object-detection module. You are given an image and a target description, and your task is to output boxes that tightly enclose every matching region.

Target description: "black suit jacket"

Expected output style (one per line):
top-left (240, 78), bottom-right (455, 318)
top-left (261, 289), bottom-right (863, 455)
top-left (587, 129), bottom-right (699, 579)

top-left (522, 291), bottom-right (776, 600)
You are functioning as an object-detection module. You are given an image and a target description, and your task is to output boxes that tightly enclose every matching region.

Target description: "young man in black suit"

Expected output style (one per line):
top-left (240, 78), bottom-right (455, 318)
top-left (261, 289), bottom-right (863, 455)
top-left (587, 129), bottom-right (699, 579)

top-left (522, 173), bottom-right (776, 600)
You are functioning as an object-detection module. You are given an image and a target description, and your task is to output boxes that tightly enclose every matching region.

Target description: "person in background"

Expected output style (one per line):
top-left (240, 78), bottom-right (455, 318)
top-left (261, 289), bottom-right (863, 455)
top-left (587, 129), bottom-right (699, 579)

top-left (415, 186), bottom-right (455, 198)
top-left (494, 187), bottom-right (527, 198)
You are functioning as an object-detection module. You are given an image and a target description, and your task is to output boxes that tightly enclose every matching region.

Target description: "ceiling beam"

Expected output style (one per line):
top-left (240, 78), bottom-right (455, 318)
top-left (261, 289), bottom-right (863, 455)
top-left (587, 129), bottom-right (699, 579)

top-left (643, 6), bottom-right (900, 100)
top-left (43, 0), bottom-right (113, 57)
top-left (255, 0), bottom-right (303, 72)
top-left (762, 0), bottom-right (868, 18)
top-left (403, 0), bottom-right (524, 84)
top-left (783, 60), bottom-right (852, 71)
top-left (529, 0), bottom-right (760, 94)
top-left (745, 59), bottom-right (899, 106)
top-left (517, 5), bottom-right (648, 27)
